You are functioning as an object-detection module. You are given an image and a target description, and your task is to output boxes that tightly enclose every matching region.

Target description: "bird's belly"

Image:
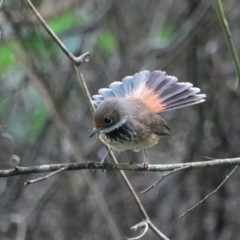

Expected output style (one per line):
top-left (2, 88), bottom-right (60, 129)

top-left (99, 132), bottom-right (159, 152)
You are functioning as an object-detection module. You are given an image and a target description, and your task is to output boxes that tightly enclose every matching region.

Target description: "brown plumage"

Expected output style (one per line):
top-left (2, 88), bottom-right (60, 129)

top-left (90, 70), bottom-right (206, 161)
top-left (92, 98), bottom-right (170, 152)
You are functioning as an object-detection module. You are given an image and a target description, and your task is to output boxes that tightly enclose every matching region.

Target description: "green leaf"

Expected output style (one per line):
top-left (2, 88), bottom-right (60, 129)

top-left (97, 30), bottom-right (117, 55)
top-left (0, 46), bottom-right (16, 72)
top-left (157, 25), bottom-right (174, 43)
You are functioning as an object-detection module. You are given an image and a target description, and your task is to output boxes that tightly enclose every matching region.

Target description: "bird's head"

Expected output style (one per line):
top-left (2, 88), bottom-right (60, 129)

top-left (89, 98), bottom-right (126, 137)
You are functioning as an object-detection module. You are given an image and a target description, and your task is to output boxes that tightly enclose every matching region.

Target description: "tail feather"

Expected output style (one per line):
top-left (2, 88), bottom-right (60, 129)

top-left (98, 88), bottom-right (115, 98)
top-left (130, 71), bottom-right (150, 97)
top-left (146, 71), bottom-right (169, 89)
top-left (162, 87), bottom-right (200, 105)
top-left (91, 70), bottom-right (206, 112)
top-left (92, 95), bottom-right (104, 101)
top-left (164, 95), bottom-right (206, 111)
top-left (132, 71), bottom-right (150, 89)
top-left (154, 76), bottom-right (178, 95)
top-left (122, 76), bottom-right (134, 96)
top-left (160, 82), bottom-right (193, 100)
top-left (92, 95), bottom-right (104, 106)
top-left (109, 82), bottom-right (125, 98)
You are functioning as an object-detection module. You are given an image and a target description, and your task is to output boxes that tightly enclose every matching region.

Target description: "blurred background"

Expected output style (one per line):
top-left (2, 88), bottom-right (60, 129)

top-left (1, 0), bottom-right (240, 239)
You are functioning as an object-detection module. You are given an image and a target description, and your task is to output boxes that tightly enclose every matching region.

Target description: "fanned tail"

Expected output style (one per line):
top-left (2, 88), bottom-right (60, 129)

top-left (92, 70), bottom-right (206, 112)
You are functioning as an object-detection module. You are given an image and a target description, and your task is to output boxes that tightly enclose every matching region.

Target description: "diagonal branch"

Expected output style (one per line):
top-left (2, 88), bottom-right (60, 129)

top-left (141, 165), bottom-right (192, 194)
top-left (24, 0), bottom-right (90, 66)
top-left (24, 166), bottom-right (69, 185)
top-left (213, 0), bottom-right (240, 92)
top-left (179, 165), bottom-right (238, 218)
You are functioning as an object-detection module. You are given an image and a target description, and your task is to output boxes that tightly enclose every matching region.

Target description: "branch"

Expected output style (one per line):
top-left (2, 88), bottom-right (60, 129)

top-left (179, 165), bottom-right (238, 218)
top-left (24, 166), bottom-right (69, 185)
top-left (141, 165), bottom-right (192, 194)
top-left (214, 0), bottom-right (240, 92)
top-left (126, 221), bottom-right (149, 240)
top-left (24, 0), bottom-right (91, 66)
top-left (1, 157), bottom-right (240, 178)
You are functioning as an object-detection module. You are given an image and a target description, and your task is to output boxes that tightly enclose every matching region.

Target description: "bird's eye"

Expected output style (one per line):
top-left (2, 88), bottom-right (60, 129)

top-left (104, 117), bottom-right (112, 125)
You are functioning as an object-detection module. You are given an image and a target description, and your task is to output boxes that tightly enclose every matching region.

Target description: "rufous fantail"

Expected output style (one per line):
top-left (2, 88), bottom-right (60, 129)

top-left (89, 70), bottom-right (206, 164)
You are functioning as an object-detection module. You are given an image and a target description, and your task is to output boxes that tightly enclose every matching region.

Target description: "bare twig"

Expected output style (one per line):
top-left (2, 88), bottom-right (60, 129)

top-left (126, 221), bottom-right (149, 240)
top-left (141, 165), bottom-right (191, 194)
top-left (24, 0), bottom-right (91, 66)
top-left (108, 153), bottom-right (170, 240)
top-left (74, 66), bottom-right (95, 114)
top-left (179, 166), bottom-right (238, 218)
top-left (214, 0), bottom-right (240, 92)
top-left (24, 166), bottom-right (69, 186)
top-left (2, 157), bottom-right (240, 178)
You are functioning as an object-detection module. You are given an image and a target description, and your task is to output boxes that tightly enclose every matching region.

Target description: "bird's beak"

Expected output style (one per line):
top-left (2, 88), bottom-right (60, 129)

top-left (89, 128), bottom-right (100, 138)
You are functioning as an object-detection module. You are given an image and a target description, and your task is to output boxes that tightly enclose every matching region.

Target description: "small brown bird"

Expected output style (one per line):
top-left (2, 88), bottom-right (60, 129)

top-left (89, 70), bottom-right (206, 164)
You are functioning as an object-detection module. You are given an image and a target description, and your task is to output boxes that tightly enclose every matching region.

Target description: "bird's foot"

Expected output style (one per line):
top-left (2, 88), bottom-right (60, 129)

top-left (142, 161), bottom-right (149, 170)
top-left (100, 148), bottom-right (111, 173)
top-left (142, 149), bottom-right (149, 170)
top-left (101, 157), bottom-right (107, 166)
top-left (101, 148), bottom-right (111, 165)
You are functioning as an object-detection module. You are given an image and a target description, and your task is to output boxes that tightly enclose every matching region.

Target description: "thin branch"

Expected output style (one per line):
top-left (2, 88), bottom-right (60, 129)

top-left (75, 66), bottom-right (95, 114)
top-left (126, 221), bottom-right (149, 240)
top-left (179, 165), bottom-right (238, 218)
top-left (108, 151), bottom-right (170, 240)
top-left (24, 0), bottom-right (91, 66)
top-left (214, 0), bottom-right (240, 92)
top-left (141, 165), bottom-right (191, 194)
top-left (1, 157), bottom-right (240, 177)
top-left (24, 166), bottom-right (69, 186)
top-left (148, 221), bottom-right (170, 240)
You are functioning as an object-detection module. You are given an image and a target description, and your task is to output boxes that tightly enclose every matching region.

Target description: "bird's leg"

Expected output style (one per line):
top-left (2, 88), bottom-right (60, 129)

top-left (101, 148), bottom-right (111, 165)
top-left (142, 149), bottom-right (148, 169)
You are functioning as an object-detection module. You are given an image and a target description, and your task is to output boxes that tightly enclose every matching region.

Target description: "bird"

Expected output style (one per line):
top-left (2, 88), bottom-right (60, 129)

top-left (89, 70), bottom-right (206, 165)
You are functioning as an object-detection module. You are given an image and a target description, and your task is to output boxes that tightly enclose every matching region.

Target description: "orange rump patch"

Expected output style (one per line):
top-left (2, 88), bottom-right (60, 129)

top-left (127, 84), bottom-right (166, 113)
